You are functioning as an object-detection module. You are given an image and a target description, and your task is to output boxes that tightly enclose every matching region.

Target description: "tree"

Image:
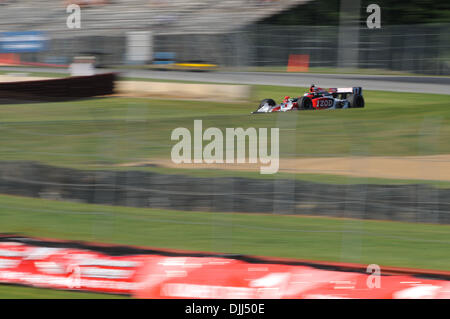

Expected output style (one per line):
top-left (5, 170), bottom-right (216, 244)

top-left (257, 0), bottom-right (450, 25)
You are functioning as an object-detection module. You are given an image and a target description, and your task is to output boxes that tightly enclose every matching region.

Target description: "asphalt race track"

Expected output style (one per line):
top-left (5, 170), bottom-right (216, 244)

top-left (123, 70), bottom-right (450, 95)
top-left (1, 66), bottom-right (449, 95)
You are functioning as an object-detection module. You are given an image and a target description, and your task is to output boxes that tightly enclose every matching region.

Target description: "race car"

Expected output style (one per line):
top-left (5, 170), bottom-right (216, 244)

top-left (253, 84), bottom-right (365, 113)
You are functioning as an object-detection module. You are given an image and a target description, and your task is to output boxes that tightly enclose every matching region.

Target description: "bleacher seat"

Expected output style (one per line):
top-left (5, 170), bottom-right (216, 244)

top-left (0, 0), bottom-right (310, 36)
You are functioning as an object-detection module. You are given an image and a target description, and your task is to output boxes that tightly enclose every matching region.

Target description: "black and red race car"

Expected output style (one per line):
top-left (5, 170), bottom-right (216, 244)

top-left (253, 84), bottom-right (365, 113)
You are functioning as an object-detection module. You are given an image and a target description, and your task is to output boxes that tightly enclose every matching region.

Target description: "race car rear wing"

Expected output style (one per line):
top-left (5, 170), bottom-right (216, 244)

top-left (329, 87), bottom-right (363, 95)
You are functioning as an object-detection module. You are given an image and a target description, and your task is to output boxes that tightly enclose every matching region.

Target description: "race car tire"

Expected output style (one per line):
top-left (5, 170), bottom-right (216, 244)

top-left (299, 96), bottom-right (313, 110)
top-left (347, 94), bottom-right (365, 108)
top-left (256, 98), bottom-right (276, 112)
top-left (259, 99), bottom-right (276, 107)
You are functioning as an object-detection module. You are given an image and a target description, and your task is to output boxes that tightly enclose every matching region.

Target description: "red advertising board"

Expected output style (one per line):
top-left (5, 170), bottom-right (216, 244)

top-left (0, 241), bottom-right (143, 294)
top-left (0, 236), bottom-right (448, 298)
top-left (134, 259), bottom-right (450, 299)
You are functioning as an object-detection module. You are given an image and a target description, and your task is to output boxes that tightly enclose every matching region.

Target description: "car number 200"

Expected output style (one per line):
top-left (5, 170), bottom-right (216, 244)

top-left (317, 99), bottom-right (333, 107)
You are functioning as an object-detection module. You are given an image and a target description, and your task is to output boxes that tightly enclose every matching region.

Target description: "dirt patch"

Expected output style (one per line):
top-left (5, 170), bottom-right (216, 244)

top-left (117, 155), bottom-right (450, 181)
top-left (115, 81), bottom-right (251, 101)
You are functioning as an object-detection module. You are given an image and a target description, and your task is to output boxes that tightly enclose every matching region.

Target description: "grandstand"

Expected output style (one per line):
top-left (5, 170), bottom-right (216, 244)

top-left (0, 0), bottom-right (312, 67)
top-left (0, 0), bottom-right (311, 36)
top-left (1, 1), bottom-right (445, 73)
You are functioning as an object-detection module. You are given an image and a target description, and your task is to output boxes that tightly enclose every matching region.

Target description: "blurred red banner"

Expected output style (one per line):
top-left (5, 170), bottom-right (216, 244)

top-left (0, 236), bottom-right (448, 298)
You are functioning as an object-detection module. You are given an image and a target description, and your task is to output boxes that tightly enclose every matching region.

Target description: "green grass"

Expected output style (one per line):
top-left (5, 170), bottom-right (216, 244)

top-left (1, 194), bottom-right (449, 271)
top-left (0, 88), bottom-right (449, 166)
top-left (1, 78), bottom-right (449, 299)
top-left (0, 284), bottom-right (128, 299)
top-left (0, 82), bottom-right (449, 188)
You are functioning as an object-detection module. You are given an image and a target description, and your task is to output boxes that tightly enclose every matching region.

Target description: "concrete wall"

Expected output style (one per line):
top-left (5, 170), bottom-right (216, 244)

top-left (0, 162), bottom-right (448, 224)
top-left (0, 73), bottom-right (116, 101)
top-left (0, 75), bottom-right (251, 102)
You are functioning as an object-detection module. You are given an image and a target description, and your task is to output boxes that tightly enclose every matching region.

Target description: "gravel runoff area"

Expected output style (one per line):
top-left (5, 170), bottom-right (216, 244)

top-left (119, 155), bottom-right (450, 182)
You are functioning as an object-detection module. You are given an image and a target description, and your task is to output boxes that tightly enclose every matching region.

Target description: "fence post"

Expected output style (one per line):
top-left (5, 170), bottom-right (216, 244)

top-left (337, 0), bottom-right (361, 69)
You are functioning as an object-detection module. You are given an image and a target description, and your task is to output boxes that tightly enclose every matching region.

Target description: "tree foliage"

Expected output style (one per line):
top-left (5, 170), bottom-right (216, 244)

top-left (258, 0), bottom-right (450, 25)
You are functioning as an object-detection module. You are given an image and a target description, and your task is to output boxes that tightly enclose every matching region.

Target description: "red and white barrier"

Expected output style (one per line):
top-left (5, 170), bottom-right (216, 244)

top-left (0, 241), bottom-right (143, 294)
top-left (0, 236), bottom-right (448, 298)
top-left (134, 258), bottom-right (450, 299)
